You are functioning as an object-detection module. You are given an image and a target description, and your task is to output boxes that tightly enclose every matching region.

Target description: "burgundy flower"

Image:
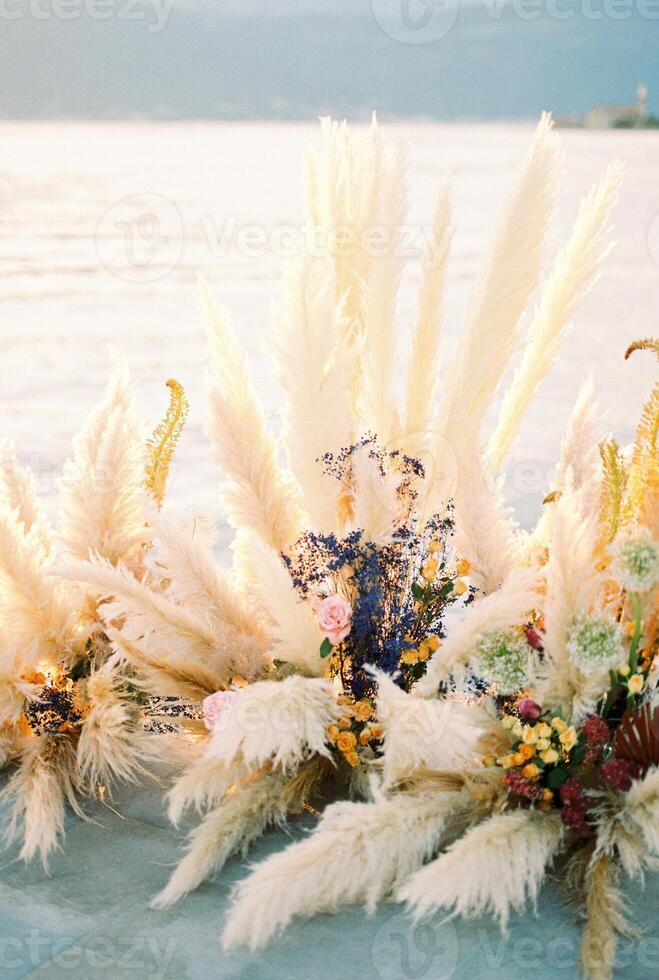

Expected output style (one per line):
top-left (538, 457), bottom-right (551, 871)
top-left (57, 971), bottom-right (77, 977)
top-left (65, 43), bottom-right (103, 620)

top-left (525, 627), bottom-right (544, 651)
top-left (581, 714), bottom-right (610, 746)
top-left (517, 698), bottom-right (541, 722)
top-left (601, 758), bottom-right (642, 792)
top-left (504, 770), bottom-right (543, 801)
top-left (559, 777), bottom-right (589, 831)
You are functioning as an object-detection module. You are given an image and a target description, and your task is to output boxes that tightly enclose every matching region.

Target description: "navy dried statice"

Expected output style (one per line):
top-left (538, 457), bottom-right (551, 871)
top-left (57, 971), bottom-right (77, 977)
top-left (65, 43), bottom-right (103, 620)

top-left (283, 438), bottom-right (461, 699)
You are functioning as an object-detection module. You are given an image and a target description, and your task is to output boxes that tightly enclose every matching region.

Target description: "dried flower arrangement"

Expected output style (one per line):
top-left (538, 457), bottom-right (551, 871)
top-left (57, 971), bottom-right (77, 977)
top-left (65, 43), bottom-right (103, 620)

top-left (221, 351), bottom-right (657, 980)
top-left (52, 112), bottom-right (627, 930)
top-left (0, 363), bottom-right (188, 865)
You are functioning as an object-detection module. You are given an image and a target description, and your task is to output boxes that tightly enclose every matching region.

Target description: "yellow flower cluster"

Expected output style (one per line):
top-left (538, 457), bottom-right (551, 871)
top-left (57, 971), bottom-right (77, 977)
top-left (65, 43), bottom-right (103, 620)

top-left (327, 697), bottom-right (383, 766)
top-left (400, 633), bottom-right (441, 666)
top-left (494, 714), bottom-right (578, 774)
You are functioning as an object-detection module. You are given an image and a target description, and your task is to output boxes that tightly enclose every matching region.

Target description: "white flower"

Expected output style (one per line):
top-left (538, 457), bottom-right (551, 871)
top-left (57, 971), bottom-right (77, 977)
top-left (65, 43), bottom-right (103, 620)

top-left (566, 613), bottom-right (625, 671)
top-left (473, 628), bottom-right (537, 695)
top-left (614, 528), bottom-right (659, 594)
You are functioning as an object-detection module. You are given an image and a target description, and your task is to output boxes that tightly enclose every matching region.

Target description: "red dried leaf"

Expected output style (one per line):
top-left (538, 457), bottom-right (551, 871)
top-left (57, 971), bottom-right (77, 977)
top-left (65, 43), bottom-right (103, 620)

top-left (614, 703), bottom-right (659, 769)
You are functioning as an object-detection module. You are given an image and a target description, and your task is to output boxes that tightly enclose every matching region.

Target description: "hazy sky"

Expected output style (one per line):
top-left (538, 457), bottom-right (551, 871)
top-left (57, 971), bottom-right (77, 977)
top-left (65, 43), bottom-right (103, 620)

top-left (0, 0), bottom-right (656, 119)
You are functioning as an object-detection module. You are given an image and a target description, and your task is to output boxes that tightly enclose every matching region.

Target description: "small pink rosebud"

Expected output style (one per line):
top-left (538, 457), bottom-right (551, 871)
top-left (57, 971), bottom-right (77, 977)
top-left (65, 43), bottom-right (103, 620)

top-left (202, 690), bottom-right (237, 732)
top-left (517, 699), bottom-right (541, 721)
top-left (318, 594), bottom-right (353, 645)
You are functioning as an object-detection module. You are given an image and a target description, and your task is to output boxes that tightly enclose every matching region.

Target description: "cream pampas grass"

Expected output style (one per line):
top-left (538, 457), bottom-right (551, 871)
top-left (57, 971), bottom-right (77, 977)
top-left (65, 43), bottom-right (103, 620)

top-left (402, 179), bottom-right (453, 464)
top-left (374, 671), bottom-right (487, 781)
top-left (0, 358), bottom-right (180, 863)
top-left (488, 162), bottom-right (623, 470)
top-left (452, 451), bottom-right (520, 594)
top-left (360, 141), bottom-right (407, 445)
top-left (0, 439), bottom-right (52, 561)
top-left (202, 277), bottom-right (303, 554)
top-left (152, 769), bottom-right (290, 910)
top-left (75, 663), bottom-right (151, 788)
top-left (422, 113), bottom-right (562, 519)
top-left (2, 736), bottom-right (82, 869)
top-left (398, 810), bottom-right (564, 929)
top-left (222, 791), bottom-right (458, 951)
top-left (204, 676), bottom-right (340, 773)
top-left (272, 256), bottom-right (353, 534)
top-left (234, 532), bottom-right (324, 676)
top-left (59, 354), bottom-right (148, 564)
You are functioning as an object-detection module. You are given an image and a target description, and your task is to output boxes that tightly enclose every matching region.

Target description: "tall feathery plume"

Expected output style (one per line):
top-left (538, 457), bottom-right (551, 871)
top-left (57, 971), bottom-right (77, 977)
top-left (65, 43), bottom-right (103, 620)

top-left (0, 439), bottom-right (52, 561)
top-left (622, 380), bottom-right (658, 534)
top-left (234, 532), bottom-right (325, 676)
top-left (538, 473), bottom-right (605, 719)
top-left (452, 450), bottom-right (520, 594)
top-left (0, 506), bottom-right (76, 665)
top-left (201, 276), bottom-right (303, 553)
top-left (360, 139), bottom-right (408, 445)
top-left (488, 162), bottom-right (623, 470)
top-left (402, 178), bottom-right (453, 464)
top-left (398, 810), bottom-right (564, 929)
top-left (59, 355), bottom-right (147, 565)
top-left (272, 256), bottom-right (353, 534)
top-left (423, 113), bottom-right (562, 516)
top-left (151, 770), bottom-right (290, 910)
top-left (222, 792), bottom-right (458, 951)
top-left (147, 506), bottom-right (267, 653)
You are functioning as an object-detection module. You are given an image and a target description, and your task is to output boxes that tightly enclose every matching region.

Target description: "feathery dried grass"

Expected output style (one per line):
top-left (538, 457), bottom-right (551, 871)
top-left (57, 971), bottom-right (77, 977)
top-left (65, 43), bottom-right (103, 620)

top-left (201, 277), bottom-right (303, 553)
top-left (76, 664), bottom-right (152, 790)
top-left (272, 256), bottom-right (353, 534)
top-left (145, 378), bottom-right (189, 507)
top-left (399, 809), bottom-right (563, 930)
top-left (59, 357), bottom-right (147, 564)
top-left (222, 791), bottom-right (459, 950)
top-left (205, 675), bottom-right (340, 773)
top-left (1, 736), bottom-right (82, 868)
top-left (0, 439), bottom-right (52, 560)
top-left (581, 855), bottom-right (632, 980)
top-left (151, 769), bottom-right (289, 909)
top-left (402, 179), bottom-right (453, 464)
top-left (424, 113), bottom-right (561, 516)
top-left (488, 162), bottom-right (622, 469)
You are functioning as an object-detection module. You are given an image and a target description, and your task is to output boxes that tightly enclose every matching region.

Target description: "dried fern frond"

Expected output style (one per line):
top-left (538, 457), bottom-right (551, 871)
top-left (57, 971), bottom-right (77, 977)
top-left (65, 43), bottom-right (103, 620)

top-left (623, 382), bottom-right (659, 533)
top-left (599, 439), bottom-right (628, 544)
top-left (624, 337), bottom-right (659, 360)
top-left (145, 378), bottom-right (189, 507)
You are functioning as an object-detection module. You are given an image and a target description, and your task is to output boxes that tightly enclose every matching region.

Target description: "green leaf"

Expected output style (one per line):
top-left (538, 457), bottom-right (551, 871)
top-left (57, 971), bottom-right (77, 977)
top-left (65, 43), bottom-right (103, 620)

top-left (547, 767), bottom-right (569, 789)
top-left (411, 582), bottom-right (425, 601)
top-left (436, 580), bottom-right (454, 599)
top-left (320, 638), bottom-right (333, 658)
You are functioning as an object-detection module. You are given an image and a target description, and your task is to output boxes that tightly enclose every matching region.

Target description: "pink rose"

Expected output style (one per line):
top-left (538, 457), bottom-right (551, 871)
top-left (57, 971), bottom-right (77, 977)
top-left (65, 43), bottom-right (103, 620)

top-left (202, 690), bottom-right (237, 732)
top-left (318, 594), bottom-right (352, 645)
top-left (517, 699), bottom-right (541, 721)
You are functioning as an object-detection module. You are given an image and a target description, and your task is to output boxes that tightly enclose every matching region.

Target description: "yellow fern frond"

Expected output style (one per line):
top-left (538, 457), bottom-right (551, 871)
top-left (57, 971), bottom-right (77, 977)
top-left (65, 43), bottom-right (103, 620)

top-left (623, 382), bottom-right (659, 534)
top-left (145, 379), bottom-right (189, 506)
top-left (624, 337), bottom-right (659, 361)
top-left (599, 440), bottom-right (627, 544)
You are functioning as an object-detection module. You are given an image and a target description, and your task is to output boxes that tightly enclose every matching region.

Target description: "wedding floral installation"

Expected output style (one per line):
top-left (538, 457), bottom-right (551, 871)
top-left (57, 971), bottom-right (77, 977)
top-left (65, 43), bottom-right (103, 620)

top-left (0, 362), bottom-right (188, 865)
top-left (1, 113), bottom-right (655, 980)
